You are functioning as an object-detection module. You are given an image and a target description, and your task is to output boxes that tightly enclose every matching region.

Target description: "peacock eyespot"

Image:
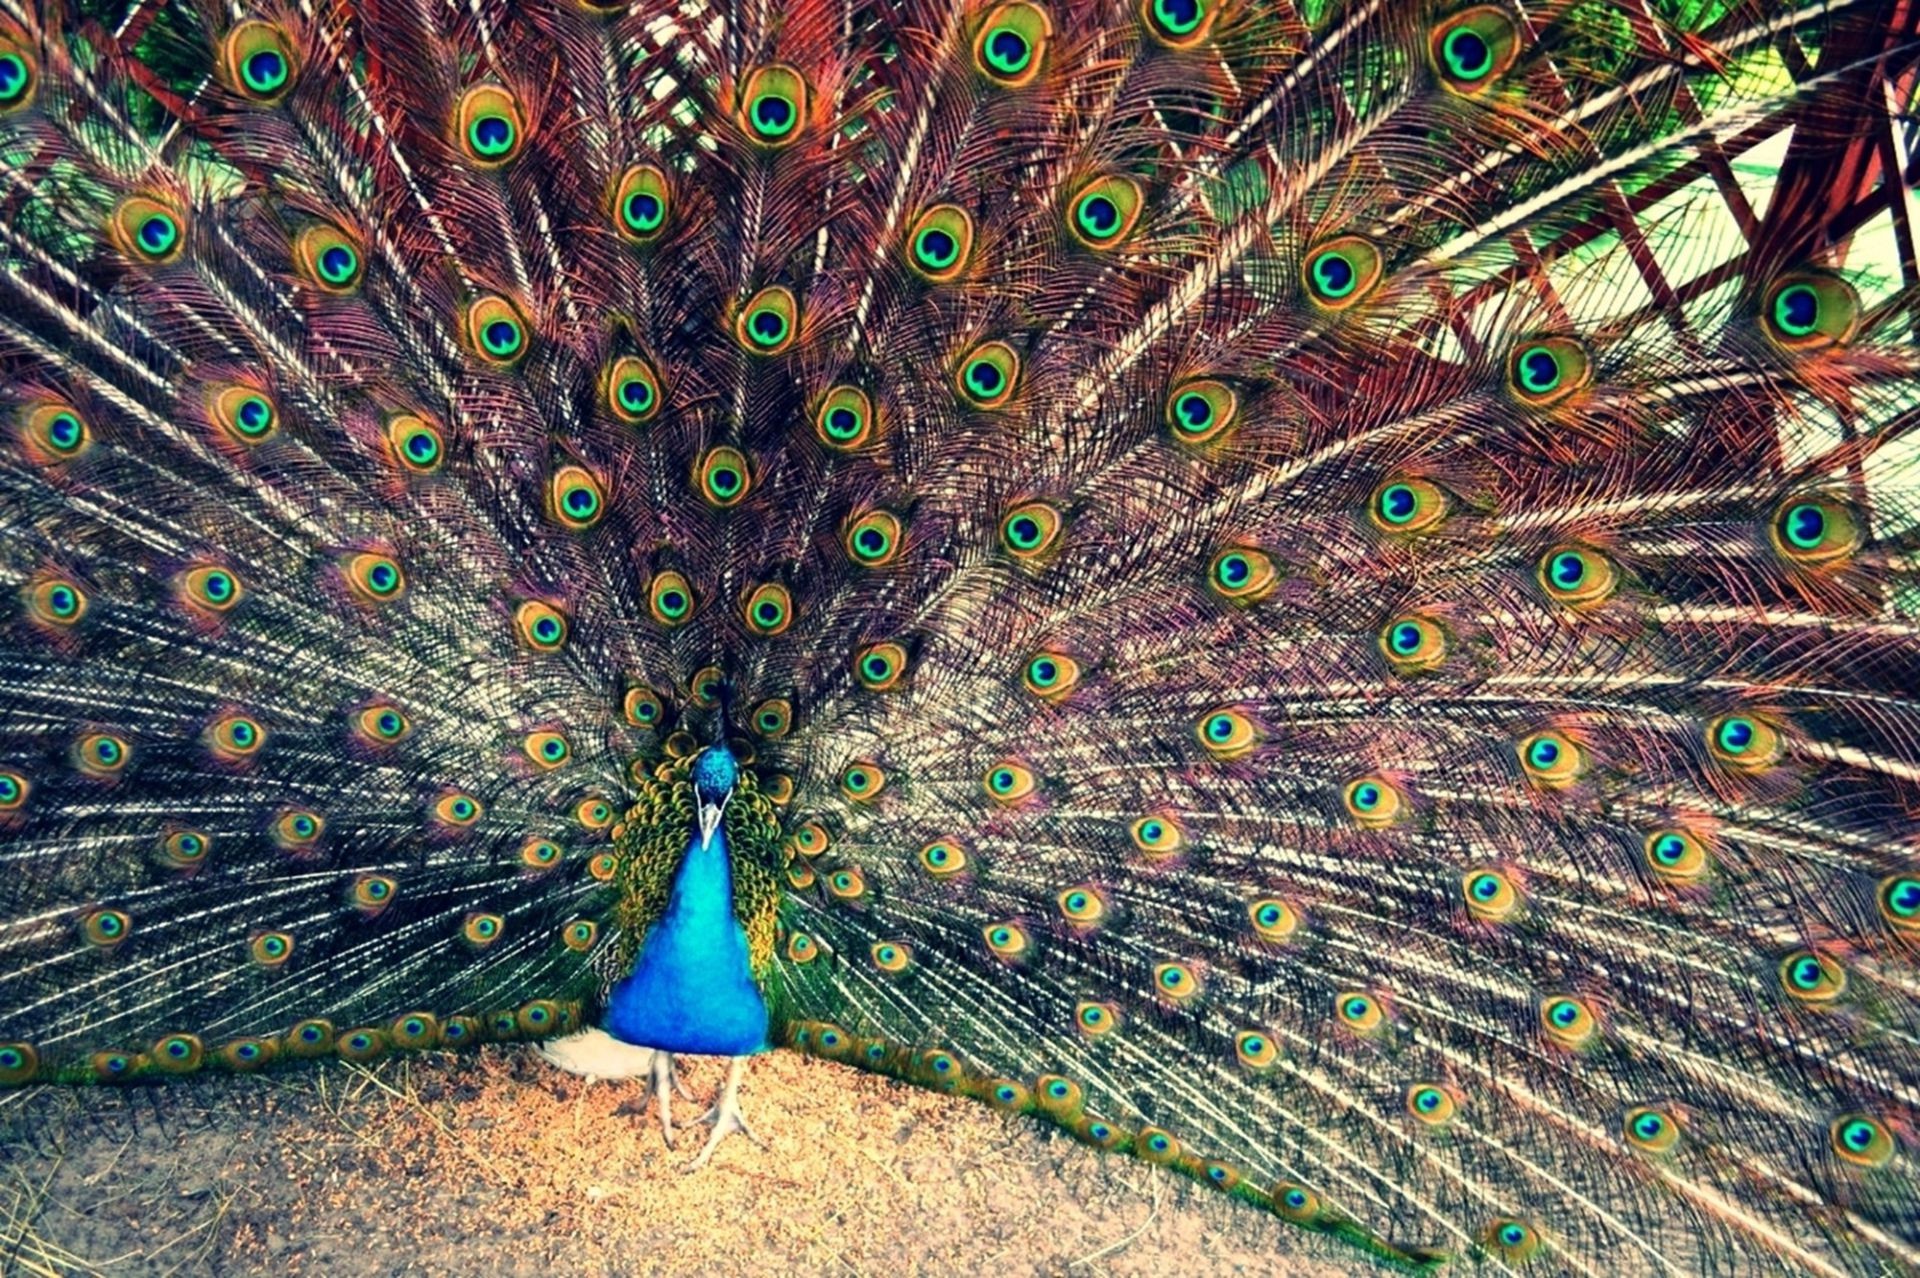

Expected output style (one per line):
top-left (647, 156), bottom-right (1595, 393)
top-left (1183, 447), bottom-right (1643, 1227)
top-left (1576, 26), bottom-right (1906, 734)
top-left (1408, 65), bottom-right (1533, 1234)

top-left (0, 770), bottom-right (25, 814)
top-left (649, 571), bottom-right (695, 626)
top-left (1540, 995), bottom-right (1597, 1048)
top-left (1057, 885), bottom-right (1106, 925)
top-left (1518, 730), bottom-right (1584, 787)
top-left (957, 341), bottom-right (1020, 408)
top-left (739, 65), bottom-right (808, 145)
top-left (872, 942), bottom-right (911, 972)
top-left (1429, 7), bottom-right (1520, 93)
top-left (1155, 961), bottom-right (1200, 1001)
top-left (984, 921), bottom-right (1030, 959)
top-left (1624, 1105), bottom-right (1681, 1154)
top-left (111, 196), bottom-right (187, 265)
top-left (1207, 546), bottom-right (1277, 604)
top-left (973, 3), bottom-right (1051, 87)
top-left (815, 385), bottom-right (877, 449)
top-left (1779, 949), bottom-right (1846, 1004)
top-left (1462, 868), bottom-right (1519, 922)
top-left (1379, 614), bottom-right (1447, 673)
top-left (209, 385), bottom-right (279, 445)
top-left (1485, 1218), bottom-right (1541, 1261)
top-left (1508, 337), bottom-right (1591, 407)
top-left (294, 224), bottom-right (363, 293)
top-left (25, 577), bottom-right (87, 628)
top-left (464, 295), bottom-right (529, 366)
top-left (1876, 875), bottom-right (1920, 937)
top-left (1706, 713), bottom-right (1784, 772)
top-left (840, 761), bottom-right (885, 802)
top-left (0, 41), bottom-right (37, 112)
top-left (919, 839), bottom-right (967, 877)
top-left (1830, 1114), bottom-right (1895, 1168)
top-left (1407, 1084), bottom-right (1457, 1126)
top-left (1769, 494), bottom-right (1861, 568)
top-left (1000, 501), bottom-right (1062, 560)
top-left (523, 730), bottom-right (572, 770)
top-left (1369, 477), bottom-right (1448, 534)
top-left (984, 759), bottom-right (1037, 803)
top-left (1022, 650), bottom-right (1082, 701)
top-left (907, 205), bottom-right (974, 282)
top-left (433, 792), bottom-right (483, 828)
top-left (1761, 273), bottom-right (1860, 352)
top-left (613, 164), bottom-right (671, 243)
top-left (1274, 1184), bottom-right (1320, 1222)
top-left (208, 713), bottom-right (266, 762)
top-left (463, 913), bottom-right (504, 946)
top-left (744, 583), bottom-right (793, 637)
top-left (76, 732), bottom-right (131, 778)
top-left (457, 84), bottom-right (526, 166)
top-left (1066, 175), bottom-right (1143, 251)
top-left (1235, 1030), bottom-right (1279, 1069)
top-left (1165, 379), bottom-right (1237, 446)
top-left (606, 355), bottom-right (663, 424)
top-left (1336, 991), bottom-right (1383, 1032)
top-left (352, 875), bottom-right (397, 912)
top-left (21, 402), bottom-right (94, 464)
top-left (82, 908), bottom-right (131, 947)
top-left (385, 413), bottom-right (444, 473)
top-left (152, 1033), bottom-right (205, 1074)
top-left (736, 286), bottom-right (798, 354)
top-left (343, 551), bottom-right (405, 604)
top-left (1075, 1001), bottom-right (1118, 1036)
top-left (844, 509), bottom-right (903, 566)
top-left (1196, 707), bottom-right (1258, 761)
top-left (1141, 0), bottom-right (1216, 47)
top-left (1537, 545), bottom-right (1619, 608)
top-left (1302, 235), bottom-right (1381, 310)
top-left (689, 449), bottom-right (750, 512)
top-left (1343, 775), bottom-right (1406, 828)
top-left (855, 641), bottom-right (908, 691)
top-left (250, 931), bottom-right (294, 967)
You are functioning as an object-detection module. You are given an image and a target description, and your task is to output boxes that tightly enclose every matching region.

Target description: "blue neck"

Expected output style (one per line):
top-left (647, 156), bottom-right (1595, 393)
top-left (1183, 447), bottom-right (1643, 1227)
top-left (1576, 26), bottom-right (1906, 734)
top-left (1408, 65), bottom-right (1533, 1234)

top-left (602, 819), bottom-right (770, 1055)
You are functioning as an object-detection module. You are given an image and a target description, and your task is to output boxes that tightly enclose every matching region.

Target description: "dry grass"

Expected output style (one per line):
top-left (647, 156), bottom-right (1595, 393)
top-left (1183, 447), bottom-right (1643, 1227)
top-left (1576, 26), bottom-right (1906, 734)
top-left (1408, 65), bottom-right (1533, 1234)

top-left (0, 1047), bottom-right (1371, 1276)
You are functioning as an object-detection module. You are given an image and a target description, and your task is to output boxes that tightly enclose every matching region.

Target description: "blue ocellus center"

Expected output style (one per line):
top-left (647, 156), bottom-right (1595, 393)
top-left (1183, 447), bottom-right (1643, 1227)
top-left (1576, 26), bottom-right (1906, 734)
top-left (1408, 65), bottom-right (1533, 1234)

top-left (320, 245), bottom-right (355, 280)
top-left (1078, 194), bottom-right (1119, 237)
top-left (139, 215), bottom-right (176, 253)
top-left (986, 29), bottom-right (1029, 72)
top-left (1312, 252), bottom-right (1355, 296)
top-left (245, 50), bottom-right (286, 90)
top-left (917, 228), bottom-right (957, 265)
top-left (625, 192), bottom-right (662, 228)
top-left (472, 115), bottom-right (514, 154)
top-left (1775, 284), bottom-right (1818, 335)
top-left (1551, 553), bottom-right (1585, 587)
top-left (1444, 29), bottom-right (1491, 77)
top-left (1379, 484), bottom-right (1416, 522)
top-left (827, 407), bottom-right (859, 437)
top-left (1176, 393), bottom-right (1212, 429)
top-left (753, 94), bottom-right (794, 134)
top-left (0, 54), bottom-right (28, 101)
top-left (967, 360), bottom-right (1003, 394)
top-left (1785, 503), bottom-right (1825, 548)
top-left (1155, 0), bottom-right (1203, 34)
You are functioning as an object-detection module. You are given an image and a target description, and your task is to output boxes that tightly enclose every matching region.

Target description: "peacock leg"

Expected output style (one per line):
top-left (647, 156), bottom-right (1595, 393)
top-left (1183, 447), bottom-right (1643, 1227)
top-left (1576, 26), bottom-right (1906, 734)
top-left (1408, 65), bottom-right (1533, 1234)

top-left (685, 1056), bottom-right (765, 1171)
top-left (646, 1048), bottom-right (681, 1145)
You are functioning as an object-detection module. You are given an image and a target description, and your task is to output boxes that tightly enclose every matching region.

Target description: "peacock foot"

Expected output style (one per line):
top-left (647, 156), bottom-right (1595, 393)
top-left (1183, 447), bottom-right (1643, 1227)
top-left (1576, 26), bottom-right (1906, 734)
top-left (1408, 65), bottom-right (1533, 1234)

top-left (685, 1055), bottom-right (765, 1171)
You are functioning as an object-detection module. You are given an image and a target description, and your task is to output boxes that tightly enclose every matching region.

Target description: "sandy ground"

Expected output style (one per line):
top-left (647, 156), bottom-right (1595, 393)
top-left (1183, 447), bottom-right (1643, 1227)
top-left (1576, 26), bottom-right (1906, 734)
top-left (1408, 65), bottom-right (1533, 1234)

top-left (0, 1047), bottom-right (1373, 1277)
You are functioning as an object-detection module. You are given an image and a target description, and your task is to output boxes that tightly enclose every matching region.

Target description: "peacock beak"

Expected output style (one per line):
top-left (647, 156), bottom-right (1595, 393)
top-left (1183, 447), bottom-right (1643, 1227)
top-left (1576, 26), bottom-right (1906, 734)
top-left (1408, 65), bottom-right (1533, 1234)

top-left (697, 794), bottom-right (728, 850)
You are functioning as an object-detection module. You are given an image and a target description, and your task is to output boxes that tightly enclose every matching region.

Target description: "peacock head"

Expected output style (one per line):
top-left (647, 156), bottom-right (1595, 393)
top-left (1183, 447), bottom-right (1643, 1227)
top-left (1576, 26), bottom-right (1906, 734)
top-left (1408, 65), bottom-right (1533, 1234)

top-left (691, 744), bottom-right (739, 848)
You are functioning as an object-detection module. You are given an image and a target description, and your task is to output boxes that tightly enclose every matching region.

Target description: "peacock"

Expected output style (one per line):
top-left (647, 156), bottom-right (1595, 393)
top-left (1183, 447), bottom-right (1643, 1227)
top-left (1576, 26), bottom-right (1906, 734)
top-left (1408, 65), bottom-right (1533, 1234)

top-left (2, 0), bottom-right (1918, 1267)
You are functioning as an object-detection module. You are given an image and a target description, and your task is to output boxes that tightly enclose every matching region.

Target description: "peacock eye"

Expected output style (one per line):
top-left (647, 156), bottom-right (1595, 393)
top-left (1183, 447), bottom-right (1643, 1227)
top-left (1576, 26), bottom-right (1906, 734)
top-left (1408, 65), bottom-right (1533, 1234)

top-left (1429, 8), bottom-right (1520, 94)
top-left (1000, 501), bottom-right (1063, 560)
top-left (855, 640), bottom-right (908, 691)
top-left (689, 448), bottom-right (749, 510)
top-left (1761, 273), bottom-right (1860, 352)
top-left (1485, 1218), bottom-right (1540, 1261)
top-left (1369, 476), bottom-right (1448, 534)
top-left (1155, 961), bottom-right (1200, 1001)
top-left (740, 65), bottom-right (808, 145)
top-left (1508, 337), bottom-right (1591, 407)
top-left (1537, 545), bottom-right (1619, 608)
top-left (1829, 1114), bottom-right (1895, 1168)
top-left (1057, 885), bottom-right (1106, 925)
top-left (514, 600), bottom-right (570, 652)
top-left (919, 838), bottom-right (968, 877)
top-left (1705, 713), bottom-right (1784, 772)
top-left (735, 285), bottom-right (798, 354)
top-left (523, 730), bottom-right (572, 769)
top-left (1407, 1084), bottom-right (1457, 1125)
top-left (840, 761), bottom-right (886, 802)
top-left (1075, 1001), bottom-right (1118, 1035)
top-left (111, 195), bottom-right (186, 265)
top-left (1769, 493), bottom-right (1861, 568)
top-left (613, 164), bottom-right (671, 242)
top-left (984, 921), bottom-right (1030, 959)
top-left (208, 384), bottom-right (279, 445)
top-left (815, 385), bottom-right (876, 449)
top-left (957, 341), bottom-right (1020, 408)
top-left (294, 223), bottom-right (363, 293)
top-left (749, 697), bottom-right (791, 739)
top-left (973, 3), bottom-right (1051, 86)
top-left (1539, 995), bottom-right (1597, 1048)
top-left (1461, 868), bottom-right (1520, 922)
top-left (1235, 1030), bottom-right (1279, 1070)
top-left (1195, 707), bottom-right (1259, 760)
top-left (457, 84), bottom-right (526, 165)
top-left (906, 205), bottom-right (974, 281)
top-left (1779, 949), bottom-right (1847, 1004)
top-left (0, 41), bottom-right (38, 113)
top-left (1302, 235), bottom-right (1381, 310)
top-left (1207, 546), bottom-right (1277, 604)
top-left (1141, 0), bottom-right (1216, 47)
top-left (385, 413), bottom-right (444, 473)
top-left (1623, 1105), bottom-right (1681, 1154)
top-left (1275, 1184), bottom-right (1320, 1222)
top-left (1336, 991), bottom-right (1383, 1032)
top-left (1379, 614), bottom-right (1447, 673)
top-left (464, 295), bottom-right (529, 365)
top-left (648, 571), bottom-right (694, 626)
top-left (1022, 651), bottom-right (1081, 701)
top-left (984, 759), bottom-right (1036, 802)
top-left (1066, 175), bottom-right (1143, 250)
top-left (463, 913), bottom-right (504, 946)
top-left (606, 354), bottom-right (663, 424)
top-left (1165, 378), bottom-right (1237, 446)
top-left (1518, 730), bottom-right (1584, 787)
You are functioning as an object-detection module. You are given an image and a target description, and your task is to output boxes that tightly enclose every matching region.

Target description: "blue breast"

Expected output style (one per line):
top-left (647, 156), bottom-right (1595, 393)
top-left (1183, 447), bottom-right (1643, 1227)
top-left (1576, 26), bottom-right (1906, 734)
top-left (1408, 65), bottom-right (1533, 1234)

top-left (603, 821), bottom-right (769, 1056)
